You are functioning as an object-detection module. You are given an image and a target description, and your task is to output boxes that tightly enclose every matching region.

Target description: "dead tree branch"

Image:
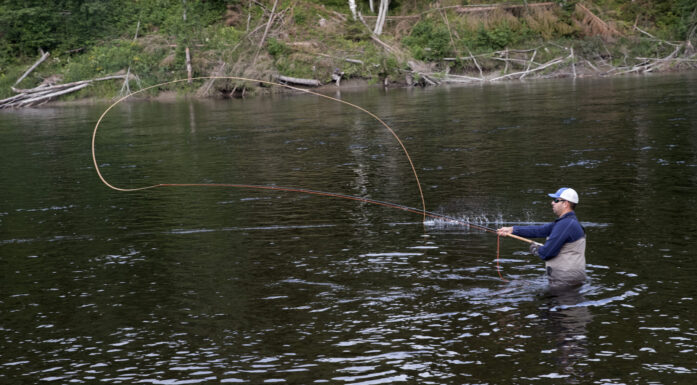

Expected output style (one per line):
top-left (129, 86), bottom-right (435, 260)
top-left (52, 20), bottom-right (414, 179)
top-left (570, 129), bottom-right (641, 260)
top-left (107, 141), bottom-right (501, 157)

top-left (14, 50), bottom-right (50, 87)
top-left (252, 0), bottom-right (279, 66)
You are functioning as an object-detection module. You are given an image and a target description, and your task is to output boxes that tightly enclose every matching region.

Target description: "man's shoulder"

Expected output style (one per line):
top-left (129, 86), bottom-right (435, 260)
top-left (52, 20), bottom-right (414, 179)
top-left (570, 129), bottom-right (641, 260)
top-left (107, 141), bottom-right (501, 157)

top-left (559, 211), bottom-right (585, 237)
top-left (559, 211), bottom-right (579, 221)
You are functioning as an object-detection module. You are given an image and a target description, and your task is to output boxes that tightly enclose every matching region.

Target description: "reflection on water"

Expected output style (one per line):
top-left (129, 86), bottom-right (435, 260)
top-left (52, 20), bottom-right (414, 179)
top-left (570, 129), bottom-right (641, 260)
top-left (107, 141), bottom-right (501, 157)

top-left (1, 73), bottom-right (697, 383)
top-left (542, 287), bottom-right (593, 384)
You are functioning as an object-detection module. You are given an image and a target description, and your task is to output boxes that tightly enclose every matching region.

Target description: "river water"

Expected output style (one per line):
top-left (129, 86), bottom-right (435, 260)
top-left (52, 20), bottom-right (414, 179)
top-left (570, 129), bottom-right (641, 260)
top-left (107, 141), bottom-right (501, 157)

top-left (1, 73), bottom-right (696, 384)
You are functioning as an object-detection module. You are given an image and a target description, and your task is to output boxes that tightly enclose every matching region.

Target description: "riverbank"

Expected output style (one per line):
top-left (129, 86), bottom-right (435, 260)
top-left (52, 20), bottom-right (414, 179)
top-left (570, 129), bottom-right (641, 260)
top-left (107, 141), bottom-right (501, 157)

top-left (14, 67), bottom-right (697, 110)
top-left (1, 1), bottom-right (696, 107)
top-left (20, 59), bottom-right (697, 108)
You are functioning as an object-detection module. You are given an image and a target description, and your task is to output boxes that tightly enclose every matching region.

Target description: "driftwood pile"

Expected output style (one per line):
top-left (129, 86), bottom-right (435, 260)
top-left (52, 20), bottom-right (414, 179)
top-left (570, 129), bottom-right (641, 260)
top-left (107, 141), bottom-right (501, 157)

top-left (609, 27), bottom-right (697, 75)
top-left (407, 46), bottom-right (579, 86)
top-left (408, 37), bottom-right (697, 86)
top-left (0, 51), bottom-right (133, 109)
top-left (406, 2), bottom-right (697, 86)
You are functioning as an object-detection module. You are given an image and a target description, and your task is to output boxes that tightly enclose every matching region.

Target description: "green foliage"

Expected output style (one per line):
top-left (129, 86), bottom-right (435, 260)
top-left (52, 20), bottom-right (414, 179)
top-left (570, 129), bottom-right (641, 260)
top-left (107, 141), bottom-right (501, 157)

top-left (602, 0), bottom-right (696, 39)
top-left (574, 36), bottom-right (611, 59)
top-left (556, 0), bottom-right (580, 13)
top-left (476, 23), bottom-right (517, 50)
top-left (273, 55), bottom-right (316, 79)
top-left (403, 20), bottom-right (452, 60)
top-left (0, 66), bottom-right (27, 98)
top-left (377, 55), bottom-right (400, 80)
top-left (0, 0), bottom-right (122, 57)
top-left (293, 8), bottom-right (308, 25)
top-left (662, 0), bottom-right (697, 39)
top-left (344, 19), bottom-right (371, 42)
top-left (0, 0), bottom-right (226, 59)
top-left (205, 26), bottom-right (244, 50)
top-left (161, 0), bottom-right (226, 44)
top-left (267, 38), bottom-right (290, 59)
top-left (62, 40), bottom-right (138, 82)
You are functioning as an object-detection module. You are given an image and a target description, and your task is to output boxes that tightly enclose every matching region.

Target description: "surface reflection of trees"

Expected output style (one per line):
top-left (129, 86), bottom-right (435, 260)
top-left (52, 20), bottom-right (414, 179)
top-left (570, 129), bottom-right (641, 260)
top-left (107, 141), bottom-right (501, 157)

top-left (541, 286), bottom-right (593, 384)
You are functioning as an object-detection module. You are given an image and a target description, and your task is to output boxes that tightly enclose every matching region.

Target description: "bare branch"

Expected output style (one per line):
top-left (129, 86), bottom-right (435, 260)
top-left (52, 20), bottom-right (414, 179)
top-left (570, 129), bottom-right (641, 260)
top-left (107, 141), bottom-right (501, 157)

top-left (14, 50), bottom-right (50, 87)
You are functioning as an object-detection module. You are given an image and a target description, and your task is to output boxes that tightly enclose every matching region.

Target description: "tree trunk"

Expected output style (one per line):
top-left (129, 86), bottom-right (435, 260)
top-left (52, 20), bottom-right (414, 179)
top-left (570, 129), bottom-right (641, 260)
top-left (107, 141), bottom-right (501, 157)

top-left (182, 0), bottom-right (192, 83)
top-left (348, 0), bottom-right (357, 20)
top-left (373, 0), bottom-right (389, 36)
top-left (185, 47), bottom-right (193, 84)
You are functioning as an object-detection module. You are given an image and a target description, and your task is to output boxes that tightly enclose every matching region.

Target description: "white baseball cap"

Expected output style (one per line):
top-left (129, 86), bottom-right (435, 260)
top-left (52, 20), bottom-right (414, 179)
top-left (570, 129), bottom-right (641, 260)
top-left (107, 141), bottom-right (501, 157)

top-left (548, 187), bottom-right (579, 204)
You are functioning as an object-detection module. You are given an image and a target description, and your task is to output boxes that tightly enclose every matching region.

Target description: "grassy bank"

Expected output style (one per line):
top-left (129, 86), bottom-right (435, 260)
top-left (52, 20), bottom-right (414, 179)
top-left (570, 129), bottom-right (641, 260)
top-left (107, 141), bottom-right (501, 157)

top-left (1, 0), bottom-right (696, 103)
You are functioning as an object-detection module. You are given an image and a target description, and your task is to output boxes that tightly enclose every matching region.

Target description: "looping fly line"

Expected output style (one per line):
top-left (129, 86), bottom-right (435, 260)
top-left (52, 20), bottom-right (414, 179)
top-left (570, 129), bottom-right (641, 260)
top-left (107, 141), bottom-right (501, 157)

top-left (91, 76), bottom-right (533, 280)
top-left (91, 76), bottom-right (425, 219)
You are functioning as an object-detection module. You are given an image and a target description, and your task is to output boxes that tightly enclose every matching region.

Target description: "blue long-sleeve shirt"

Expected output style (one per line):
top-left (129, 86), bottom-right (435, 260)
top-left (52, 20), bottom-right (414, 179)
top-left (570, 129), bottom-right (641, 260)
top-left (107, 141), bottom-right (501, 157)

top-left (513, 212), bottom-right (585, 261)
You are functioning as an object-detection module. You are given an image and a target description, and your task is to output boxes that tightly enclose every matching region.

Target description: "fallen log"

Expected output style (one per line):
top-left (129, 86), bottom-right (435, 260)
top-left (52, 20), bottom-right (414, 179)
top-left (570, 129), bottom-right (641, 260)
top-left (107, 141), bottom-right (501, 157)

top-left (574, 3), bottom-right (621, 40)
top-left (455, 2), bottom-right (555, 14)
top-left (276, 75), bottom-right (321, 87)
top-left (615, 44), bottom-right (686, 75)
top-left (0, 93), bottom-right (28, 106)
top-left (420, 74), bottom-right (438, 85)
top-left (10, 74), bottom-right (129, 94)
top-left (440, 74), bottom-right (484, 83)
top-left (1, 74), bottom-right (133, 109)
top-left (14, 83), bottom-right (91, 108)
top-left (520, 49), bottom-right (538, 80)
top-left (489, 55), bottom-right (567, 81)
top-left (345, 58), bottom-right (364, 65)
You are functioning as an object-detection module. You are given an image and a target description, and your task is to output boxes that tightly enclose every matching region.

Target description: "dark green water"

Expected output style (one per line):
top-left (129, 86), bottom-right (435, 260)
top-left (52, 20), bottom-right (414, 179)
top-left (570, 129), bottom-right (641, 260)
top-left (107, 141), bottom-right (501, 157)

top-left (1, 73), bottom-right (696, 384)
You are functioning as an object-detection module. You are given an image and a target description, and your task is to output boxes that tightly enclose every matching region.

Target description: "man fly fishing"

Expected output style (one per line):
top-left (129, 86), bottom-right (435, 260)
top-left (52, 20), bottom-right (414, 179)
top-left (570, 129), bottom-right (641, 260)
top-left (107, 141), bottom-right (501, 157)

top-left (497, 187), bottom-right (586, 288)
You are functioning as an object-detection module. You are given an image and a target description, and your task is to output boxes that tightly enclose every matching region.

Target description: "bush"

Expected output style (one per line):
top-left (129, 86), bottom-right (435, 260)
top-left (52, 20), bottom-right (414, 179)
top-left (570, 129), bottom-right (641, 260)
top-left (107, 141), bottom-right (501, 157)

top-left (344, 19), bottom-right (371, 41)
top-left (524, 8), bottom-right (577, 40)
top-left (403, 20), bottom-right (452, 60)
top-left (476, 23), bottom-right (516, 50)
top-left (267, 38), bottom-right (290, 59)
top-left (60, 39), bottom-right (169, 86)
top-left (205, 26), bottom-right (244, 51)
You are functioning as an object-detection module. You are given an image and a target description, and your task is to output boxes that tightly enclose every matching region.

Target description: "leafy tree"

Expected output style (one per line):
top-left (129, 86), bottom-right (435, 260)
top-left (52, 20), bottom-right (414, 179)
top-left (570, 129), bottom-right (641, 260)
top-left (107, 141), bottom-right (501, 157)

top-left (0, 0), bottom-right (126, 57)
top-left (0, 0), bottom-right (226, 62)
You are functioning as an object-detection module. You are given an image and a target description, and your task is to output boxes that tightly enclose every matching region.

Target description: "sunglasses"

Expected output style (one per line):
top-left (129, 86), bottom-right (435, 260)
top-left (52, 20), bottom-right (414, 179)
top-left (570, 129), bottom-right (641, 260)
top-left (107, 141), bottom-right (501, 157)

top-left (553, 198), bottom-right (566, 203)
